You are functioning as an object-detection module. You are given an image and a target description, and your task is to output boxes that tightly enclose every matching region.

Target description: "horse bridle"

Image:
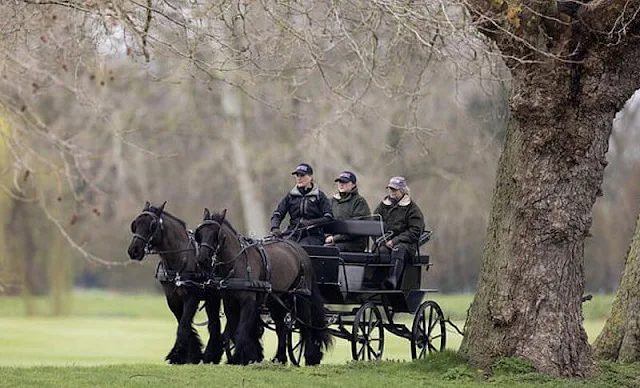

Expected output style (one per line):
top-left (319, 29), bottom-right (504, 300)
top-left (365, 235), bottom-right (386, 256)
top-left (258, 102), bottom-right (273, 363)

top-left (132, 211), bottom-right (165, 255)
top-left (194, 219), bottom-right (224, 265)
top-left (195, 219), bottom-right (250, 269)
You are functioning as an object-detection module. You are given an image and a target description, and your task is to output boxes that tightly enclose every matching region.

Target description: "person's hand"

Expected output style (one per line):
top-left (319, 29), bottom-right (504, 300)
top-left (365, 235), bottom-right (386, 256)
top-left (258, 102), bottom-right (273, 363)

top-left (325, 235), bottom-right (334, 244)
top-left (270, 228), bottom-right (282, 238)
top-left (385, 240), bottom-right (394, 248)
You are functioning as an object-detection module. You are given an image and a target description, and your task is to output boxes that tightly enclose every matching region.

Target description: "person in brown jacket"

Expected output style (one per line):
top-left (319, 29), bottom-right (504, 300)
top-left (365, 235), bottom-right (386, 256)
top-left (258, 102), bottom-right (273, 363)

top-left (374, 176), bottom-right (425, 289)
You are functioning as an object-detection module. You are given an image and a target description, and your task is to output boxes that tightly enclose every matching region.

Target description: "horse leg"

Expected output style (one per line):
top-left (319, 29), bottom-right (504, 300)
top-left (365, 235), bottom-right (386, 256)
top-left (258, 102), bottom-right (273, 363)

top-left (231, 293), bottom-right (263, 365)
top-left (161, 283), bottom-right (187, 363)
top-left (301, 283), bottom-right (332, 366)
top-left (221, 296), bottom-right (239, 363)
top-left (267, 297), bottom-right (288, 364)
top-left (203, 293), bottom-right (223, 364)
top-left (167, 294), bottom-right (203, 364)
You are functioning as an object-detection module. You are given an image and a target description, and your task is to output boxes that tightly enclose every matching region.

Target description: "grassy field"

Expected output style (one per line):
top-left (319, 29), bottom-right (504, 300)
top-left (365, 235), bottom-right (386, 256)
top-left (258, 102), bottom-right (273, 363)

top-left (0, 291), bottom-right (613, 366)
top-left (1, 291), bottom-right (638, 387)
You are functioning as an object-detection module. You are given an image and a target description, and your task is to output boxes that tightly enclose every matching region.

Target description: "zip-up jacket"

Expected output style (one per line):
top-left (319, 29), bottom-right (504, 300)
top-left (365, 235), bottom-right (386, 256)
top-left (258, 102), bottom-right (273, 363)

top-left (270, 184), bottom-right (333, 234)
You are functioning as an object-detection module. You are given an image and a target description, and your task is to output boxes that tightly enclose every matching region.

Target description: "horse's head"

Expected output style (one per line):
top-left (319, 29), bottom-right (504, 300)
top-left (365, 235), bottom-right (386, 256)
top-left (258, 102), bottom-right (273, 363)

top-left (194, 207), bottom-right (227, 267)
top-left (128, 200), bottom-right (166, 261)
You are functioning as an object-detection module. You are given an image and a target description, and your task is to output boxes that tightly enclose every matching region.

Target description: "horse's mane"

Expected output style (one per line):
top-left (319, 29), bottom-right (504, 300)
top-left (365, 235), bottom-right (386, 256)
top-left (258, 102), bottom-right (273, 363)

top-left (149, 207), bottom-right (187, 230)
top-left (210, 212), bottom-right (240, 236)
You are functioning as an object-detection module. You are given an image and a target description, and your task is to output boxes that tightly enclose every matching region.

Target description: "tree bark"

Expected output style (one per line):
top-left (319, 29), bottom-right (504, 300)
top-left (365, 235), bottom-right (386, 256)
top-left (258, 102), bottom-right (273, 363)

top-left (594, 211), bottom-right (640, 362)
top-left (223, 82), bottom-right (269, 236)
top-left (460, 0), bottom-right (640, 376)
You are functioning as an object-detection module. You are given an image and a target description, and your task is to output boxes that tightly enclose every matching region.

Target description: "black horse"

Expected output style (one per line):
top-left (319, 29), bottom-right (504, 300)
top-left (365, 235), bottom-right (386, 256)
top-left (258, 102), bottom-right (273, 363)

top-left (127, 201), bottom-right (224, 364)
top-left (194, 208), bottom-right (332, 365)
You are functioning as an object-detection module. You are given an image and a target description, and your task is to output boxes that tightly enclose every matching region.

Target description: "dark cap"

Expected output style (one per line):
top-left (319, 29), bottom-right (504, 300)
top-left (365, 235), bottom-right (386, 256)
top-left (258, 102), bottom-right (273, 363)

top-left (291, 163), bottom-right (313, 175)
top-left (334, 171), bottom-right (356, 184)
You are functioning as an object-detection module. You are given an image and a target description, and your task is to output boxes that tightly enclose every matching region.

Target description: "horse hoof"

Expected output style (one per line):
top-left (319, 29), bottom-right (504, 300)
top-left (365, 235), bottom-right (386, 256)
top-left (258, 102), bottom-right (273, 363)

top-left (165, 348), bottom-right (188, 365)
top-left (203, 348), bottom-right (223, 364)
top-left (271, 355), bottom-right (287, 364)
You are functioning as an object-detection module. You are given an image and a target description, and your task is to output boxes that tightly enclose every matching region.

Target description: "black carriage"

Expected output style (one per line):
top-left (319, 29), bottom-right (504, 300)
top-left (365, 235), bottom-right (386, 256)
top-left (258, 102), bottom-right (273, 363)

top-left (286, 219), bottom-right (446, 365)
top-left (163, 213), bottom-right (446, 366)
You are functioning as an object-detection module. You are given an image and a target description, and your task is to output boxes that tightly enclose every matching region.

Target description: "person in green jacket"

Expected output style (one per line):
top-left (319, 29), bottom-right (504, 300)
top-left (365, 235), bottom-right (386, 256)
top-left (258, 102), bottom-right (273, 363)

top-left (374, 176), bottom-right (425, 290)
top-left (324, 171), bottom-right (371, 252)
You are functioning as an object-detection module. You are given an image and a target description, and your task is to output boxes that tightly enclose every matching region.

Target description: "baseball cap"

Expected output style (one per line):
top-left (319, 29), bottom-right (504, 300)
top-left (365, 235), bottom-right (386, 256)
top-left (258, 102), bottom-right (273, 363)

top-left (386, 176), bottom-right (407, 190)
top-left (291, 163), bottom-right (313, 175)
top-left (334, 171), bottom-right (357, 184)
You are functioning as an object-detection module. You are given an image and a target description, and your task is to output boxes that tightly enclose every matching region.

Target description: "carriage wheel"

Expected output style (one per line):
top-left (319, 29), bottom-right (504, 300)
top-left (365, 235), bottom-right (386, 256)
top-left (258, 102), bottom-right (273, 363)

top-left (351, 302), bottom-right (384, 361)
top-left (411, 300), bottom-right (446, 359)
top-left (286, 324), bottom-right (304, 367)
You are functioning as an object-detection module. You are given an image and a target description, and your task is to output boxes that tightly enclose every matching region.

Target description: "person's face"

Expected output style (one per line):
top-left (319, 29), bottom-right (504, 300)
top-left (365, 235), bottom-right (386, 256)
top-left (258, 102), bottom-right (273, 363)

top-left (337, 181), bottom-right (355, 193)
top-left (387, 187), bottom-right (403, 200)
top-left (294, 173), bottom-right (312, 187)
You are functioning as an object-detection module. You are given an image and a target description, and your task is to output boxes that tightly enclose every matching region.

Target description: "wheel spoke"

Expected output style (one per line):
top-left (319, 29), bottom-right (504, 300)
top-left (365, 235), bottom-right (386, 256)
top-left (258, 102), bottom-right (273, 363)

top-left (419, 344), bottom-right (428, 359)
top-left (357, 344), bottom-right (365, 359)
top-left (428, 316), bottom-right (439, 333)
top-left (428, 307), bottom-right (435, 333)
top-left (294, 339), bottom-right (303, 360)
top-left (367, 310), bottom-right (376, 332)
top-left (367, 343), bottom-right (378, 360)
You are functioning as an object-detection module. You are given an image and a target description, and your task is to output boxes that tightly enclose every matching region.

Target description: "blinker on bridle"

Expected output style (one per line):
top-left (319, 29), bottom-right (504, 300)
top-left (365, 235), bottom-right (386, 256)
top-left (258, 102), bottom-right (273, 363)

top-left (195, 219), bottom-right (224, 265)
top-left (132, 211), bottom-right (164, 255)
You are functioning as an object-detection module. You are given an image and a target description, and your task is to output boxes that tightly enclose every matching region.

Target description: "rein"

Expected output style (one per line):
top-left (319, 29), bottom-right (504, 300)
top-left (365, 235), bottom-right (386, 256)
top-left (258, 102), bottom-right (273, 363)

top-left (196, 219), bottom-right (271, 281)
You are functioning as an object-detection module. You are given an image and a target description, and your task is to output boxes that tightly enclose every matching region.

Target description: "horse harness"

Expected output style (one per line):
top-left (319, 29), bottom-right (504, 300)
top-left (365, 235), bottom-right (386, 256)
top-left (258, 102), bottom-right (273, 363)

top-left (192, 220), bottom-right (311, 296)
top-left (132, 210), bottom-right (202, 283)
top-left (193, 219), bottom-right (273, 290)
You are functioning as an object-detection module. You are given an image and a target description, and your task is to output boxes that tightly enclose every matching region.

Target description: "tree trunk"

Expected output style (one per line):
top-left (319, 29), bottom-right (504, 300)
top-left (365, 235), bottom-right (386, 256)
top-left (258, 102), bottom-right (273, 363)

top-left (594, 211), bottom-right (640, 362)
top-left (460, 0), bottom-right (640, 376)
top-left (222, 82), bottom-right (268, 236)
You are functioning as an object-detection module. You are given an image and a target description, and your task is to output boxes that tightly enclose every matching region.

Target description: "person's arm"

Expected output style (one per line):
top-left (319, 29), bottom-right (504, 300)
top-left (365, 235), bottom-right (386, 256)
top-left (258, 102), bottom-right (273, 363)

top-left (392, 204), bottom-right (424, 245)
top-left (270, 195), bottom-right (290, 231)
top-left (333, 197), bottom-right (371, 243)
top-left (300, 192), bottom-right (334, 227)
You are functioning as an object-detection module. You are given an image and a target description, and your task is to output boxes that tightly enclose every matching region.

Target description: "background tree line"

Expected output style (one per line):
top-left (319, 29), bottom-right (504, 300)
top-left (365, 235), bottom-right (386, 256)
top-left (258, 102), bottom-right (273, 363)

top-left (0, 1), bottom-right (637, 302)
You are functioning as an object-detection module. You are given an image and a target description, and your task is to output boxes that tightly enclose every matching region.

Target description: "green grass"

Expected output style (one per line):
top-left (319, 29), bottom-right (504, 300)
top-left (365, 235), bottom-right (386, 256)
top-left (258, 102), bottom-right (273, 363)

top-left (0, 292), bottom-right (614, 366)
top-left (0, 291), bottom-right (635, 387)
top-left (1, 354), bottom-right (640, 387)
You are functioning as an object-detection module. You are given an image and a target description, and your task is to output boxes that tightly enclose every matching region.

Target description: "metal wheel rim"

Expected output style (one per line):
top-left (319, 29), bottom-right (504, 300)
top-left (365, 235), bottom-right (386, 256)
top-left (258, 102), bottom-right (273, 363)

top-left (411, 300), bottom-right (446, 360)
top-left (351, 303), bottom-right (384, 361)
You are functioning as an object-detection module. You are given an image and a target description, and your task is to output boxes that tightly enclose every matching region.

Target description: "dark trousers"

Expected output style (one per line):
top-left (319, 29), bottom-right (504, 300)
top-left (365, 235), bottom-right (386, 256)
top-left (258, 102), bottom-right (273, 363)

top-left (377, 243), bottom-right (412, 262)
top-left (377, 243), bottom-right (412, 289)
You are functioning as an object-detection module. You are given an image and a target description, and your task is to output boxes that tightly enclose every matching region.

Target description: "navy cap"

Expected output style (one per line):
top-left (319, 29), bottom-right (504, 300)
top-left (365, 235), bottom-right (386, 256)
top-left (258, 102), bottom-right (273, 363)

top-left (291, 163), bottom-right (313, 175)
top-left (334, 171), bottom-right (356, 184)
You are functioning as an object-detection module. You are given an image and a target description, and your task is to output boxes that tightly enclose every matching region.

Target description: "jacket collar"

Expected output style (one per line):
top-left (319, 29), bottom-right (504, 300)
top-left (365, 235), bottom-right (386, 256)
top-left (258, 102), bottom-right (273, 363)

top-left (290, 184), bottom-right (320, 197)
top-left (333, 187), bottom-right (359, 200)
top-left (382, 194), bottom-right (411, 207)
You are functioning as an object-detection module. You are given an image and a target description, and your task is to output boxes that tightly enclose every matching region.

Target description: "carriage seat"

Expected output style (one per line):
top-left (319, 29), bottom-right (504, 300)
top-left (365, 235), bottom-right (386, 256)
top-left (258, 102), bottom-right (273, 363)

top-left (303, 245), bottom-right (341, 259)
top-left (339, 252), bottom-right (430, 265)
top-left (323, 220), bottom-right (432, 248)
top-left (322, 219), bottom-right (385, 237)
top-left (303, 242), bottom-right (430, 266)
